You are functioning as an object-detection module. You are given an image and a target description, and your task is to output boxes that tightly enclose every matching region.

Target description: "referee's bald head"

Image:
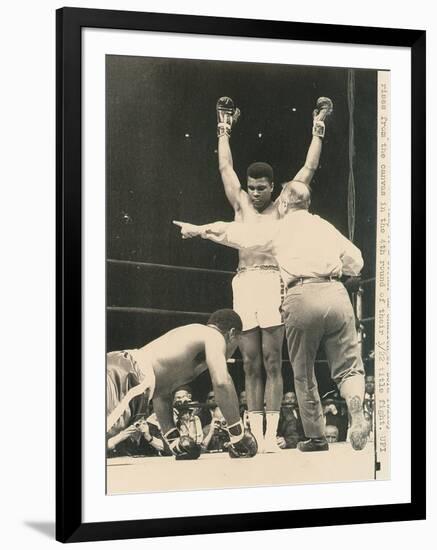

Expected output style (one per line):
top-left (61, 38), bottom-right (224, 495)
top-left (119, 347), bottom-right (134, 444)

top-left (279, 180), bottom-right (311, 213)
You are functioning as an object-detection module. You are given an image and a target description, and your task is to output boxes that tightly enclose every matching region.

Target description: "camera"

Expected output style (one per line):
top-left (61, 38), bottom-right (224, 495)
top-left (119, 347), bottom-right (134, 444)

top-left (174, 399), bottom-right (195, 413)
top-left (133, 418), bottom-right (147, 429)
top-left (212, 418), bottom-right (228, 439)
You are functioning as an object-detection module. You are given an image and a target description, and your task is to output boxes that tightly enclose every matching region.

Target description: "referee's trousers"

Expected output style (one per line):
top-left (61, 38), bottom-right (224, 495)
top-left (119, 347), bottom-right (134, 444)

top-left (281, 281), bottom-right (365, 438)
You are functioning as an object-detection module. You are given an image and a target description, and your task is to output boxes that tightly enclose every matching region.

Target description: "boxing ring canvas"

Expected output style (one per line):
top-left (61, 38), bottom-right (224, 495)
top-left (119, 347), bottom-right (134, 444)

top-left (56, 7), bottom-right (426, 543)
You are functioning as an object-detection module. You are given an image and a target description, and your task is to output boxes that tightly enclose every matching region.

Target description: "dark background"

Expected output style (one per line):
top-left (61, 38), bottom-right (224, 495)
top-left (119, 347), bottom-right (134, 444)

top-left (106, 55), bottom-right (377, 399)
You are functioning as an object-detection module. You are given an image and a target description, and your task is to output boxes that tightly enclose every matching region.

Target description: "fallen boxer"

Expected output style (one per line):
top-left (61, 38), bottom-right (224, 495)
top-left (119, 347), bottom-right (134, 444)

top-left (106, 309), bottom-right (258, 459)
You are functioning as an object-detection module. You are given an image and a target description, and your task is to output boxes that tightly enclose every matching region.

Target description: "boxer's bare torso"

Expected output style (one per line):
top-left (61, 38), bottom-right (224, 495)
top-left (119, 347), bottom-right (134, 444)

top-left (134, 324), bottom-right (233, 396)
top-left (235, 193), bottom-right (280, 269)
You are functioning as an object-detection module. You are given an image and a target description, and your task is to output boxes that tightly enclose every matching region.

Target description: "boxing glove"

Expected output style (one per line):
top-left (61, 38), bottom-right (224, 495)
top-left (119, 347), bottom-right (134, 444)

top-left (217, 96), bottom-right (240, 138)
top-left (175, 436), bottom-right (201, 461)
top-left (228, 430), bottom-right (258, 458)
top-left (164, 428), bottom-right (201, 460)
top-left (312, 96), bottom-right (333, 138)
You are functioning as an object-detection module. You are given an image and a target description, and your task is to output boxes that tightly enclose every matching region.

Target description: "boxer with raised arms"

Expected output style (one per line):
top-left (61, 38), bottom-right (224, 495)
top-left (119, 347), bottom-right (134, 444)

top-left (215, 96), bottom-right (333, 452)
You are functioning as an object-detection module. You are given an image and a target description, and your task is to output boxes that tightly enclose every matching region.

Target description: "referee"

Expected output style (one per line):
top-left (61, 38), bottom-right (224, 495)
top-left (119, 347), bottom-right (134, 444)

top-left (173, 180), bottom-right (368, 451)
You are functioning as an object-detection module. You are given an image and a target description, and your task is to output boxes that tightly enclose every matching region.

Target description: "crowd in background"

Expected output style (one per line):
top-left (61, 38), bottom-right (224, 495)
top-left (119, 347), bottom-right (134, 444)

top-left (107, 375), bottom-right (375, 458)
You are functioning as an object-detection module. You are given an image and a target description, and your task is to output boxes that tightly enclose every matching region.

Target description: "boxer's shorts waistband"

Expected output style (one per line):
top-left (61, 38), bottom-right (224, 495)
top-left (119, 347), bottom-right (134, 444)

top-left (236, 265), bottom-right (279, 274)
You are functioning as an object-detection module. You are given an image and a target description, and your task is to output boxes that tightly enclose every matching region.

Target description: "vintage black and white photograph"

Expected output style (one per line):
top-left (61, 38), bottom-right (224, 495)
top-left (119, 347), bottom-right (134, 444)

top-left (105, 55), bottom-right (390, 495)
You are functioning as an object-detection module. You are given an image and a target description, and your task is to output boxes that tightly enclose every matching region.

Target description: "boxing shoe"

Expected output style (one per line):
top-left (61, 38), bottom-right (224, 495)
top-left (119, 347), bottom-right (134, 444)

top-left (297, 437), bottom-right (329, 452)
top-left (262, 437), bottom-right (283, 454)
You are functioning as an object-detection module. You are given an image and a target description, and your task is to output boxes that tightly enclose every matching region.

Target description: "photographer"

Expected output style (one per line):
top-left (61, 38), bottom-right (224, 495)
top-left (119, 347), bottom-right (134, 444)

top-left (106, 416), bottom-right (164, 457)
top-left (173, 386), bottom-right (193, 408)
top-left (201, 407), bottom-right (230, 453)
top-left (173, 386), bottom-right (203, 445)
top-left (177, 409), bottom-right (203, 444)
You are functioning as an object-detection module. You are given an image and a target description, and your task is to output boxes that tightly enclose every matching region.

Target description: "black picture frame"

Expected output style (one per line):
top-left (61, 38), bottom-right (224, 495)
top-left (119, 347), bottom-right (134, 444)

top-left (56, 6), bottom-right (426, 543)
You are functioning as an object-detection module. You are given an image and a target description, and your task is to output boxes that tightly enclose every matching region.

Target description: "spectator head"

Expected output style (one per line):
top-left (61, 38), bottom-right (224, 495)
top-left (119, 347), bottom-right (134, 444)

top-left (282, 391), bottom-right (298, 407)
top-left (325, 425), bottom-right (339, 443)
top-left (206, 390), bottom-right (216, 407)
top-left (239, 390), bottom-right (247, 406)
top-left (173, 386), bottom-right (192, 406)
top-left (365, 375), bottom-right (375, 396)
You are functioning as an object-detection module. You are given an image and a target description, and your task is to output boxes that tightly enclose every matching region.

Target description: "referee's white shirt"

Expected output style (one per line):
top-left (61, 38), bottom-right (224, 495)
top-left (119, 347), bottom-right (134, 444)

top-left (220, 210), bottom-right (364, 287)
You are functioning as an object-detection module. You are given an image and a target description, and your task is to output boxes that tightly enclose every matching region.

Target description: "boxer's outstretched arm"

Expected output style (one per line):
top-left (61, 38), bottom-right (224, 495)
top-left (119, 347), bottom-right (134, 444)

top-left (205, 332), bottom-right (241, 427)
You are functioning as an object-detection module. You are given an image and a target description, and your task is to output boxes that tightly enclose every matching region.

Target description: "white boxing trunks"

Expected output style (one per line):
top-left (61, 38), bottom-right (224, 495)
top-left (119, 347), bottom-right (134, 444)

top-left (232, 265), bottom-right (284, 331)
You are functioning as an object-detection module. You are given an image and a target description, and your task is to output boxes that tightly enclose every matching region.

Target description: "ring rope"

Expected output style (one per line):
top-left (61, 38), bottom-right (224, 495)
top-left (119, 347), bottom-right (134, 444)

top-left (360, 277), bottom-right (376, 285)
top-left (107, 306), bottom-right (210, 317)
top-left (108, 259), bottom-right (376, 286)
top-left (107, 258), bottom-right (235, 276)
top-left (230, 358), bottom-right (374, 364)
top-left (107, 307), bottom-right (375, 323)
top-left (360, 316), bottom-right (375, 323)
